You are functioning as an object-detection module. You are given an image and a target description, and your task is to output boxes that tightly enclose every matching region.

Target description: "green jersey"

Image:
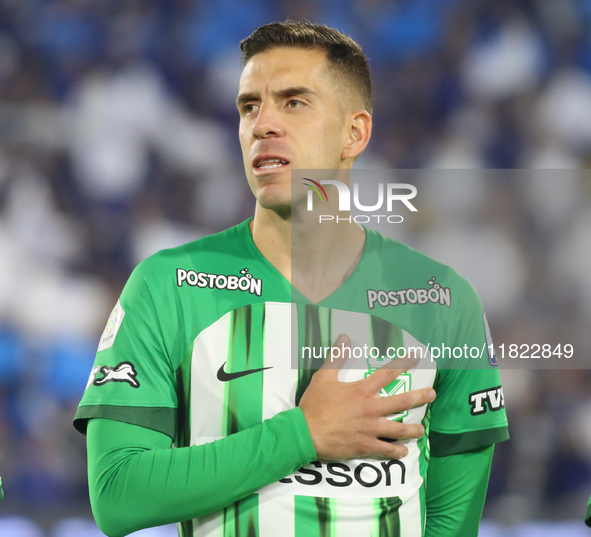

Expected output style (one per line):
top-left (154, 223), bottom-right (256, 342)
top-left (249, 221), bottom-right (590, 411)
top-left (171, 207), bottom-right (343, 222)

top-left (587, 496), bottom-right (591, 527)
top-left (75, 219), bottom-right (508, 537)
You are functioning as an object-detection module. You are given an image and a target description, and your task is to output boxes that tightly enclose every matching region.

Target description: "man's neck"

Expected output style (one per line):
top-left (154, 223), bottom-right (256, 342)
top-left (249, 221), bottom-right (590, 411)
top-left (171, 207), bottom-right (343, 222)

top-left (250, 204), bottom-right (366, 303)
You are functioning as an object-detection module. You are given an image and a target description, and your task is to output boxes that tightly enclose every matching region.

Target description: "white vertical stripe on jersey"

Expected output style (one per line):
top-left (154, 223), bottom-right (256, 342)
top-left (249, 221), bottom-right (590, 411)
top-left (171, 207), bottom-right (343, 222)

top-left (399, 331), bottom-right (434, 537)
top-left (189, 313), bottom-right (231, 444)
top-left (334, 498), bottom-right (373, 536)
top-left (398, 489), bottom-right (423, 537)
top-left (191, 510), bottom-right (219, 537)
top-left (258, 303), bottom-right (298, 537)
top-left (187, 314), bottom-right (231, 536)
top-left (261, 303), bottom-right (297, 421)
top-left (258, 494), bottom-right (295, 537)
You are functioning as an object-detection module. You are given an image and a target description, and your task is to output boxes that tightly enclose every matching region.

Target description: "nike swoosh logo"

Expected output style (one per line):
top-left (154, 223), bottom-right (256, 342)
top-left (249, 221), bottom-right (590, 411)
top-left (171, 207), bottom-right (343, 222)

top-left (216, 362), bottom-right (273, 382)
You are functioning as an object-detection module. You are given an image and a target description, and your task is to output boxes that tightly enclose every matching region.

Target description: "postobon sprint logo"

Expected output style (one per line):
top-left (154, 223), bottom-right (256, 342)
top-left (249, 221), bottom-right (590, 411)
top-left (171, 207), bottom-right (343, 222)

top-left (176, 267), bottom-right (263, 296)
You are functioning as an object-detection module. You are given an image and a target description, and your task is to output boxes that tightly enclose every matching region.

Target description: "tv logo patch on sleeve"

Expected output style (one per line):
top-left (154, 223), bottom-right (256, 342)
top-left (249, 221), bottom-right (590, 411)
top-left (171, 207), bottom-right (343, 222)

top-left (469, 386), bottom-right (505, 415)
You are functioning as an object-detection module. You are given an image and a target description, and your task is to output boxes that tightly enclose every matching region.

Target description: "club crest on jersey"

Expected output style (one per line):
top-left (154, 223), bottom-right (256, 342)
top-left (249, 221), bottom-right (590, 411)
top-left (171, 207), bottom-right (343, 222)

top-left (88, 361), bottom-right (140, 389)
top-left (367, 277), bottom-right (451, 310)
top-left (469, 386), bottom-right (504, 415)
top-left (176, 267), bottom-right (262, 296)
top-left (365, 355), bottom-right (412, 421)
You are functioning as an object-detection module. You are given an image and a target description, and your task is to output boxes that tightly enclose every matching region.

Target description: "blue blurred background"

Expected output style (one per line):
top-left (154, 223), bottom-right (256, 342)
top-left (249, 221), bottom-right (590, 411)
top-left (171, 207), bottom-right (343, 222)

top-left (0, 0), bottom-right (590, 535)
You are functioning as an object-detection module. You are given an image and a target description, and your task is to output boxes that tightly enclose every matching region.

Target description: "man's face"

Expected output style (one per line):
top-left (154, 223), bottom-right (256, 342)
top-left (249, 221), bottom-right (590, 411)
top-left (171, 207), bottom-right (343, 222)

top-left (237, 47), bottom-right (347, 212)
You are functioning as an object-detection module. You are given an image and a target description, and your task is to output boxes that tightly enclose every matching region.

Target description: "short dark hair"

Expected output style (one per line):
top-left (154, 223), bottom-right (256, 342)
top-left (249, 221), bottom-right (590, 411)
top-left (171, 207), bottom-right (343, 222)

top-left (240, 21), bottom-right (373, 115)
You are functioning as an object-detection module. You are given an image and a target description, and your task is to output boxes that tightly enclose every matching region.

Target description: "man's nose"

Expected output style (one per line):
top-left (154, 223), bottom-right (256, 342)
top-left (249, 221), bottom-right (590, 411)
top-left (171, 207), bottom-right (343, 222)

top-left (252, 102), bottom-right (283, 139)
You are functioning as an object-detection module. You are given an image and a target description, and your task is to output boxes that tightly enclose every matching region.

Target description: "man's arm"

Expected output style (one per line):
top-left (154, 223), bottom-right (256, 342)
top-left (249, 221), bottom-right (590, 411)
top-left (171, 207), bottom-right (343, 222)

top-left (425, 445), bottom-right (494, 537)
top-left (86, 338), bottom-right (435, 537)
top-left (87, 409), bottom-right (315, 537)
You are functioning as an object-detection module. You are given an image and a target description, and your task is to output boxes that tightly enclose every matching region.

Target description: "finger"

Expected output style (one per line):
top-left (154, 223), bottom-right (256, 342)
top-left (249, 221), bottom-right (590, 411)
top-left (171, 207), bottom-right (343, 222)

top-left (366, 439), bottom-right (410, 460)
top-left (315, 334), bottom-right (351, 378)
top-left (362, 351), bottom-right (420, 393)
top-left (375, 419), bottom-right (425, 441)
top-left (377, 387), bottom-right (436, 416)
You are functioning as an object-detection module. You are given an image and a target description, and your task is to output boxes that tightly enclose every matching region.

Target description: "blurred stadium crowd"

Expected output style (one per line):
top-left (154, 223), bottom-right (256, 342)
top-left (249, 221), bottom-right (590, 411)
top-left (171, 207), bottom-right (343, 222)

top-left (0, 0), bottom-right (590, 535)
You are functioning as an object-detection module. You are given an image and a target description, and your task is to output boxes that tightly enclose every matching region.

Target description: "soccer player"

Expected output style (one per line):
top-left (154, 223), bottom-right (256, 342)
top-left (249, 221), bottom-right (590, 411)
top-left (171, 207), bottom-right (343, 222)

top-left (74, 22), bottom-right (509, 537)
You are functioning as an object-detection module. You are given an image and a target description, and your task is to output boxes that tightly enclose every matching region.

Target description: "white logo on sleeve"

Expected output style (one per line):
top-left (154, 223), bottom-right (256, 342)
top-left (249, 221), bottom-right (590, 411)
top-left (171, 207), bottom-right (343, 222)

top-left (93, 361), bottom-right (140, 388)
top-left (98, 300), bottom-right (125, 352)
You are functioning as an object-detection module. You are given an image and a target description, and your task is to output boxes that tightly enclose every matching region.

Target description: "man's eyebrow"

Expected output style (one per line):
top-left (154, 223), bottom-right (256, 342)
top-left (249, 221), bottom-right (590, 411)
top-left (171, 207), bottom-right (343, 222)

top-left (274, 86), bottom-right (316, 100)
top-left (236, 86), bottom-right (316, 109)
top-left (236, 92), bottom-right (259, 109)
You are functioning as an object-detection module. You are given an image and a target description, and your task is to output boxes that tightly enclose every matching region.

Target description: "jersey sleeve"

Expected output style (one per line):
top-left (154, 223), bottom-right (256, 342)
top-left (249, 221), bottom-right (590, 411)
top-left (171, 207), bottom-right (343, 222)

top-left (74, 258), bottom-right (179, 439)
top-left (586, 495), bottom-right (591, 527)
top-left (425, 446), bottom-right (493, 536)
top-left (87, 410), bottom-right (316, 537)
top-left (428, 276), bottom-right (509, 457)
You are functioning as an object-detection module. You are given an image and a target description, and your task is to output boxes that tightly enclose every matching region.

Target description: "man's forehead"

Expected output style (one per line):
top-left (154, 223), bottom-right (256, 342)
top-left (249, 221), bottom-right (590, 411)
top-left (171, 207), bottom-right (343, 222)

top-left (238, 47), bottom-right (331, 93)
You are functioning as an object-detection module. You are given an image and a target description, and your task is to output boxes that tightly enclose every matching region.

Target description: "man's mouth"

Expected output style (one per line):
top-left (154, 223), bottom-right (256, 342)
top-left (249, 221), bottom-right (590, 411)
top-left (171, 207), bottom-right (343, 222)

top-left (253, 156), bottom-right (290, 175)
top-left (257, 158), bottom-right (288, 169)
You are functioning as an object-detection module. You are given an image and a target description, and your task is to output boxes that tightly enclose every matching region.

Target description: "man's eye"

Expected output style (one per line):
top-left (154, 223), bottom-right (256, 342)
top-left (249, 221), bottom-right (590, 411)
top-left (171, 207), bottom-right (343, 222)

top-left (243, 104), bottom-right (258, 114)
top-left (287, 99), bottom-right (303, 109)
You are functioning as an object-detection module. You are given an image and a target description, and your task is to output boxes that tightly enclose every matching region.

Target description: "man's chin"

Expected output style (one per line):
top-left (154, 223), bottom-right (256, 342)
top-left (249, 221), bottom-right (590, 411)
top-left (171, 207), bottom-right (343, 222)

top-left (256, 191), bottom-right (292, 216)
top-left (250, 172), bottom-right (311, 216)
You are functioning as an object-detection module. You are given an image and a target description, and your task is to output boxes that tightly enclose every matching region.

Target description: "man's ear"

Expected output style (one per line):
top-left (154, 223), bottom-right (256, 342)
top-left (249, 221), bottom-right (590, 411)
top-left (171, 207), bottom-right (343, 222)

top-left (341, 110), bottom-right (372, 161)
